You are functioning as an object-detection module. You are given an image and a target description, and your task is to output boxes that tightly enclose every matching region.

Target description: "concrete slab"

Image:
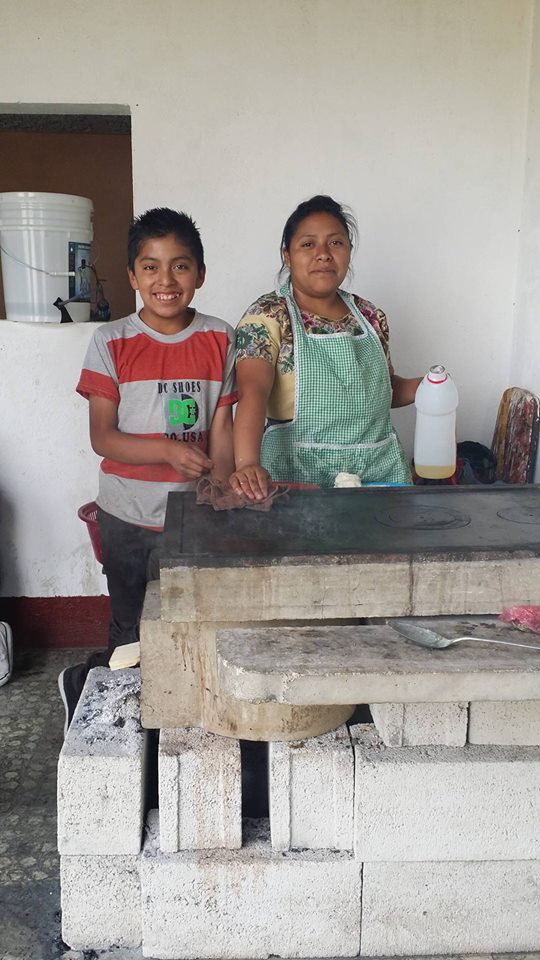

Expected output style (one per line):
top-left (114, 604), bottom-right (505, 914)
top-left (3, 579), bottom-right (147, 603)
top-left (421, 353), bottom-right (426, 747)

top-left (153, 486), bottom-right (540, 737)
top-left (162, 555), bottom-right (540, 621)
top-left (160, 558), bottom-right (412, 622)
top-left (163, 487), bottom-right (540, 563)
top-left (160, 488), bottom-right (540, 622)
top-left (141, 810), bottom-right (361, 959)
top-left (57, 667), bottom-right (148, 855)
top-left (409, 556), bottom-right (540, 616)
top-left (217, 620), bottom-right (540, 705)
top-left (352, 725), bottom-right (540, 862)
top-left (140, 582), bottom-right (354, 738)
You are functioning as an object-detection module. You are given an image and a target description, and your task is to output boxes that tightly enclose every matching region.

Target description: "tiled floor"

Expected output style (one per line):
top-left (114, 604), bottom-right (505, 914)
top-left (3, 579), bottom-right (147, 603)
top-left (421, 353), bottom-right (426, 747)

top-left (0, 646), bottom-right (70, 960)
top-left (1, 645), bottom-right (540, 960)
top-left (0, 646), bottom-right (166, 960)
top-left (0, 646), bottom-right (141, 960)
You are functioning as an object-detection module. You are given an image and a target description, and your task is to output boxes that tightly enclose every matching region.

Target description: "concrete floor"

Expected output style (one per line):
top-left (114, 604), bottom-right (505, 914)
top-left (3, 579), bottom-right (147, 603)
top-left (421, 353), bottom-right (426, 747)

top-left (0, 645), bottom-right (149, 960)
top-left (1, 644), bottom-right (540, 960)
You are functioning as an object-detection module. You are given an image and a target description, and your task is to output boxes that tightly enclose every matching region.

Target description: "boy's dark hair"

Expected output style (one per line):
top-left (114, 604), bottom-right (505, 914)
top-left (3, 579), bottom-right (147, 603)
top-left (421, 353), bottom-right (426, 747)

top-left (280, 195), bottom-right (358, 266)
top-left (127, 207), bottom-right (205, 271)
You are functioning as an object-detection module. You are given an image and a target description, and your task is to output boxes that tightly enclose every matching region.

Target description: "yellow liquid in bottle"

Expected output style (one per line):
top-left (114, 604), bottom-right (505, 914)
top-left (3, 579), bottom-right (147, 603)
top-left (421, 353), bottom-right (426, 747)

top-left (415, 464), bottom-right (455, 479)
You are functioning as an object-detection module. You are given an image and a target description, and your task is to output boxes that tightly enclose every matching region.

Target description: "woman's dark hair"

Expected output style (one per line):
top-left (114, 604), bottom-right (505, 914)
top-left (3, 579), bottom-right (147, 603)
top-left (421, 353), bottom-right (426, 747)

top-left (127, 207), bottom-right (205, 270)
top-left (280, 195), bottom-right (358, 265)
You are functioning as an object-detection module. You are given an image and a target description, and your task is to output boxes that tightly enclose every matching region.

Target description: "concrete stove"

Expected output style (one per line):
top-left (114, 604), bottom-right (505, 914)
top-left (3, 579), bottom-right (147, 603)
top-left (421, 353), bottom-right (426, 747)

top-left (58, 486), bottom-right (540, 957)
top-left (142, 486), bottom-right (540, 737)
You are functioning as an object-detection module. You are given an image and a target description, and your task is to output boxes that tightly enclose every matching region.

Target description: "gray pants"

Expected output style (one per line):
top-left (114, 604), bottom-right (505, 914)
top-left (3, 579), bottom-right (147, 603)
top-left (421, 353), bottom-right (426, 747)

top-left (98, 506), bottom-right (163, 653)
top-left (72, 507), bottom-right (163, 698)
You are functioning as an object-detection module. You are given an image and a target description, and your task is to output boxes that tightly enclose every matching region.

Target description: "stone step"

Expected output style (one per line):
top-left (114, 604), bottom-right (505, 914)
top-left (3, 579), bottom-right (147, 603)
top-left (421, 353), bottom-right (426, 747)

top-left (217, 619), bottom-right (540, 705)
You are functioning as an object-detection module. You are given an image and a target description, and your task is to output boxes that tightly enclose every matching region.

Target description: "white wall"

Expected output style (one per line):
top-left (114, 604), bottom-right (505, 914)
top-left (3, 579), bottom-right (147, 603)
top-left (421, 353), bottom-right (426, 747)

top-left (512, 2), bottom-right (540, 479)
top-left (0, 324), bottom-right (106, 596)
top-left (0, 0), bottom-right (535, 596)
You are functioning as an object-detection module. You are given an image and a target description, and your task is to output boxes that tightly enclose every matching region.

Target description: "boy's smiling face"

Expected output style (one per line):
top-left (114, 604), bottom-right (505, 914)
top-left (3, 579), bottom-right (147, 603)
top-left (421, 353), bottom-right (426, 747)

top-left (128, 233), bottom-right (205, 333)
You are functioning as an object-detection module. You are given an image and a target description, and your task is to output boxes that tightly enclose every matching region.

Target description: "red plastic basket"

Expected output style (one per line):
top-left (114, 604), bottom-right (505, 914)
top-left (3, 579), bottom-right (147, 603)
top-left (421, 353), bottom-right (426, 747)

top-left (78, 501), bottom-right (103, 564)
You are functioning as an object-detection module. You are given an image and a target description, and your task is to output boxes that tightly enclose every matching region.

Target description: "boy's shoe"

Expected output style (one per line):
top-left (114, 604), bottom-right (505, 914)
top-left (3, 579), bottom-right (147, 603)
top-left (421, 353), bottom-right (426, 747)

top-left (58, 665), bottom-right (82, 737)
top-left (0, 622), bottom-right (13, 688)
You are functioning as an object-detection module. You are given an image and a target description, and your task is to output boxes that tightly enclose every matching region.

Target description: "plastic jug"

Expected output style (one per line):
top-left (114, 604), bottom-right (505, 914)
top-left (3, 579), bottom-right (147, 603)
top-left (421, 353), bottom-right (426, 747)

top-left (414, 365), bottom-right (459, 479)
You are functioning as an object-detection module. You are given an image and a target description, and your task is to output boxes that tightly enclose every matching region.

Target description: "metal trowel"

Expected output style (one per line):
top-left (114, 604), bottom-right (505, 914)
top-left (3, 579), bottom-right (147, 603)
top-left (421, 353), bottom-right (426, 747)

top-left (388, 618), bottom-right (540, 652)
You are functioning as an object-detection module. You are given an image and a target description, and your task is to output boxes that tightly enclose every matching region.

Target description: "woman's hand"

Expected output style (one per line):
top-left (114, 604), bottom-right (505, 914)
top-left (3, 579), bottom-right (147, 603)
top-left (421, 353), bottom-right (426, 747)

top-left (229, 464), bottom-right (271, 500)
top-left (390, 374), bottom-right (423, 408)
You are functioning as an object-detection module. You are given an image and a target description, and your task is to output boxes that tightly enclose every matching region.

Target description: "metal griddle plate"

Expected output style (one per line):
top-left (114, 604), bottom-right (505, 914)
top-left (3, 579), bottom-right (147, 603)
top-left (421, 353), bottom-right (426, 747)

top-left (162, 485), bottom-right (540, 568)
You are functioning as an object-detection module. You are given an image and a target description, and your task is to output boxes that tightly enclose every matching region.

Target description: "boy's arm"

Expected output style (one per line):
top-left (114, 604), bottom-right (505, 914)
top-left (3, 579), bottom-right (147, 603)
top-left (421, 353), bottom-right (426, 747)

top-left (89, 394), bottom-right (213, 480)
top-left (207, 404), bottom-right (235, 482)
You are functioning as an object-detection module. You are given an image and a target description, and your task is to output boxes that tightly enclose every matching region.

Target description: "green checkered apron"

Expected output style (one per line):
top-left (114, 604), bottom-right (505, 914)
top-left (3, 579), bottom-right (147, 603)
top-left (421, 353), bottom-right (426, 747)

top-left (260, 280), bottom-right (412, 488)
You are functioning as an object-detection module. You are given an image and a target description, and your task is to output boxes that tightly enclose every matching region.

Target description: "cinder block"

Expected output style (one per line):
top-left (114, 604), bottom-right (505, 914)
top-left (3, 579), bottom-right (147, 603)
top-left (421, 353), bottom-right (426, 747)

top-left (159, 727), bottom-right (241, 852)
top-left (141, 810), bottom-right (361, 959)
top-left (352, 724), bottom-right (540, 861)
top-left (58, 667), bottom-right (148, 855)
top-left (361, 859), bottom-right (540, 955)
top-left (269, 724), bottom-right (353, 850)
top-left (370, 701), bottom-right (467, 746)
top-left (469, 700), bottom-right (540, 745)
top-left (61, 853), bottom-right (141, 950)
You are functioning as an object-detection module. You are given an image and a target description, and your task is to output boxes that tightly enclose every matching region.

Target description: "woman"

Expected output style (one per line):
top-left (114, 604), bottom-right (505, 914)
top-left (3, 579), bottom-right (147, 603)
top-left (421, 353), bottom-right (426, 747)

top-left (230, 195), bottom-right (421, 499)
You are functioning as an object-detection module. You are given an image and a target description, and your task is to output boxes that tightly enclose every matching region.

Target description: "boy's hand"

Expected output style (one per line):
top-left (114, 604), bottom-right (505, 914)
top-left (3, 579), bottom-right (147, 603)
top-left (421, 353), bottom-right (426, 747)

top-left (165, 442), bottom-right (213, 480)
top-left (229, 464), bottom-right (271, 501)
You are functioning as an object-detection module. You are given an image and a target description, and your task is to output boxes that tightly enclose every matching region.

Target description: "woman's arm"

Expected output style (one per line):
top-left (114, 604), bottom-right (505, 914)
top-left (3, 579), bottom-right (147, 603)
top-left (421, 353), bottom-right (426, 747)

top-left (89, 394), bottom-right (213, 479)
top-left (230, 358), bottom-right (275, 500)
top-left (208, 404), bottom-right (235, 482)
top-left (390, 373), bottom-right (423, 408)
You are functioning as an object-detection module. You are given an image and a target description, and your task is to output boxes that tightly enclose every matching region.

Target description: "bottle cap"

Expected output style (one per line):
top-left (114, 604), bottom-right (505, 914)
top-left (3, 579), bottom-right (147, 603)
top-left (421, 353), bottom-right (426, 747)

top-left (427, 364), bottom-right (447, 384)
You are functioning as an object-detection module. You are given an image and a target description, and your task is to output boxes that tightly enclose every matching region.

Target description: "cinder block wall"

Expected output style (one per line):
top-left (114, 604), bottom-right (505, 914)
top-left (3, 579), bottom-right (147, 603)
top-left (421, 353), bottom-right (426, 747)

top-left (58, 670), bottom-right (540, 957)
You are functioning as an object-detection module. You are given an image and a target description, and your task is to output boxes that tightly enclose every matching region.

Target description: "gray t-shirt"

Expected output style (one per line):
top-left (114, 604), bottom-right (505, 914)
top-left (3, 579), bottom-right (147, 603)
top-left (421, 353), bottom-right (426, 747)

top-left (77, 311), bottom-right (236, 528)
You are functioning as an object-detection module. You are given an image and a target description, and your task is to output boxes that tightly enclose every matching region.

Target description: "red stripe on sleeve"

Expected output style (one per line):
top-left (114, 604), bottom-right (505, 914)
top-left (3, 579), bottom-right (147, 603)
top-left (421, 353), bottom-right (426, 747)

top-left (100, 461), bottom-right (191, 482)
top-left (217, 392), bottom-right (238, 407)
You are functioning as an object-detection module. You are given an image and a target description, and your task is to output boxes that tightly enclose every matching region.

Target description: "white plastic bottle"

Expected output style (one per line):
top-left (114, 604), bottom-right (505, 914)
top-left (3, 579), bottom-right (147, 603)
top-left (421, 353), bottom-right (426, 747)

top-left (414, 365), bottom-right (459, 479)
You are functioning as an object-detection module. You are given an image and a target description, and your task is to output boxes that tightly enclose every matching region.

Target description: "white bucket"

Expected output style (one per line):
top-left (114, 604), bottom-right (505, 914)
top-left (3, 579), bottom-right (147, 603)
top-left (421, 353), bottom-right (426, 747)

top-left (0, 192), bottom-right (94, 322)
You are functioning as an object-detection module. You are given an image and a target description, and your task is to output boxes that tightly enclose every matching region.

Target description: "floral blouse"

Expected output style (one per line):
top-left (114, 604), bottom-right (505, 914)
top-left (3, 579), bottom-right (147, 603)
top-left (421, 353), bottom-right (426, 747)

top-left (235, 291), bottom-right (393, 422)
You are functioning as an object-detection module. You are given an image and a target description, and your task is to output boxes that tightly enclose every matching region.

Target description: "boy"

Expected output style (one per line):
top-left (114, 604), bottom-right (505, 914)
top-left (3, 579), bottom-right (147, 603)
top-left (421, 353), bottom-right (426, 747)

top-left (58, 207), bottom-right (236, 733)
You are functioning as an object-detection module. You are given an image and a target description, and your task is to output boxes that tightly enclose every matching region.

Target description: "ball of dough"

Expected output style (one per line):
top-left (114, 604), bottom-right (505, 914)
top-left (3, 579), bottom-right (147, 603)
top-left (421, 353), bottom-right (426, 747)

top-left (334, 472), bottom-right (362, 488)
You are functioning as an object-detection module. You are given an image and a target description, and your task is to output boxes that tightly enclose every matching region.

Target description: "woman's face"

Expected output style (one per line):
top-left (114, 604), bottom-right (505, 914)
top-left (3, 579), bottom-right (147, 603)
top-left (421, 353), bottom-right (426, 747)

top-left (283, 212), bottom-right (351, 300)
